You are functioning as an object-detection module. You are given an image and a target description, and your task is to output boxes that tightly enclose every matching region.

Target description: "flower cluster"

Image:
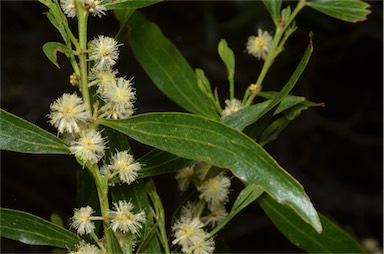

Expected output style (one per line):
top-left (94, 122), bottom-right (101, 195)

top-left (173, 163), bottom-right (232, 253)
top-left (71, 200), bottom-right (146, 237)
top-left (172, 207), bottom-right (215, 254)
top-left (88, 36), bottom-right (136, 120)
top-left (53, 2), bottom-right (145, 253)
top-left (48, 35), bottom-right (137, 165)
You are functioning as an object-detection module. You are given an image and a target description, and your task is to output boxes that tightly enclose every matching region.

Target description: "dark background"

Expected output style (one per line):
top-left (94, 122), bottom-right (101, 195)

top-left (1, 1), bottom-right (382, 253)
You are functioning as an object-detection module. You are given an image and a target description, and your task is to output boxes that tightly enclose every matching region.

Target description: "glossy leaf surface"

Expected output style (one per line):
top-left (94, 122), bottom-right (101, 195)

top-left (128, 12), bottom-right (218, 118)
top-left (100, 113), bottom-right (322, 233)
top-left (306, 0), bottom-right (371, 23)
top-left (0, 208), bottom-right (78, 249)
top-left (0, 109), bottom-right (69, 154)
top-left (258, 194), bottom-right (365, 253)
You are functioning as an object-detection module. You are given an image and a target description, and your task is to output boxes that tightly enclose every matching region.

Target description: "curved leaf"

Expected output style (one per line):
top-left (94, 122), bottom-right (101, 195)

top-left (0, 208), bottom-right (78, 249)
top-left (218, 39), bottom-right (235, 98)
top-left (0, 109), bottom-right (69, 154)
top-left (223, 94), bottom-right (318, 132)
top-left (128, 12), bottom-right (218, 118)
top-left (43, 42), bottom-right (73, 68)
top-left (258, 194), bottom-right (365, 253)
top-left (306, 0), bottom-right (371, 23)
top-left (99, 113), bottom-right (322, 233)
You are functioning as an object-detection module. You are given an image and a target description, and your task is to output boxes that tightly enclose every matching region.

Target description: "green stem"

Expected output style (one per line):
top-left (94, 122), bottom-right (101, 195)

top-left (229, 72), bottom-right (235, 101)
top-left (243, 0), bottom-right (306, 106)
top-left (75, 0), bottom-right (92, 119)
top-left (195, 199), bottom-right (206, 218)
top-left (86, 163), bottom-right (113, 253)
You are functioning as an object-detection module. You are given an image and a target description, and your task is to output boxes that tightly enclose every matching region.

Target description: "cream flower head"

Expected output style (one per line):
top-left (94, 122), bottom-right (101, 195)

top-left (221, 98), bottom-right (243, 119)
top-left (100, 77), bottom-right (136, 119)
top-left (89, 35), bottom-right (121, 69)
top-left (48, 93), bottom-right (88, 134)
top-left (82, 0), bottom-right (106, 18)
top-left (172, 216), bottom-right (215, 254)
top-left (175, 166), bottom-right (195, 192)
top-left (246, 29), bottom-right (273, 60)
top-left (108, 151), bottom-right (141, 184)
top-left (109, 200), bottom-right (146, 235)
top-left (197, 174), bottom-right (231, 208)
top-left (71, 206), bottom-right (95, 235)
top-left (69, 129), bottom-right (105, 164)
top-left (60, 0), bottom-right (76, 18)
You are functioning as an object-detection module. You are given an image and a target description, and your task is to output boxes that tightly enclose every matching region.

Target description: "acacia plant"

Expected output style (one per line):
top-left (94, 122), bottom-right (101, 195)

top-left (0, 0), bottom-right (371, 253)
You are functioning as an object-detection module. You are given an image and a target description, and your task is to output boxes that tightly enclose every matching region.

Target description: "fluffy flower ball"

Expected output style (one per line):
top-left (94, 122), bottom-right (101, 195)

top-left (69, 129), bottom-right (105, 164)
top-left (48, 93), bottom-right (88, 134)
top-left (246, 29), bottom-right (273, 60)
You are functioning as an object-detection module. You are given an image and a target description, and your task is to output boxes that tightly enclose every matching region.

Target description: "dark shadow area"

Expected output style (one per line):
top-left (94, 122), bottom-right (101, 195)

top-left (1, 1), bottom-right (382, 253)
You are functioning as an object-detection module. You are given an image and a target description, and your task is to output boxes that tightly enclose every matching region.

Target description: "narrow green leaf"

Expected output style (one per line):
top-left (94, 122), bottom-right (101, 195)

top-left (210, 184), bottom-right (263, 236)
top-left (144, 180), bottom-right (169, 253)
top-left (262, 0), bottom-right (282, 22)
top-left (258, 117), bottom-right (290, 146)
top-left (223, 94), bottom-right (311, 131)
top-left (46, 11), bottom-right (69, 44)
top-left (40, 0), bottom-right (70, 44)
top-left (231, 184), bottom-right (264, 214)
top-left (43, 42), bottom-right (73, 68)
top-left (99, 113), bottom-right (322, 233)
top-left (0, 208), bottom-right (78, 249)
top-left (0, 109), bottom-right (69, 154)
top-left (104, 0), bottom-right (162, 10)
top-left (306, 0), bottom-right (371, 23)
top-left (252, 37), bottom-right (312, 125)
top-left (138, 149), bottom-right (193, 178)
top-left (195, 68), bottom-right (212, 97)
top-left (258, 194), bottom-right (365, 253)
top-left (128, 12), bottom-right (218, 118)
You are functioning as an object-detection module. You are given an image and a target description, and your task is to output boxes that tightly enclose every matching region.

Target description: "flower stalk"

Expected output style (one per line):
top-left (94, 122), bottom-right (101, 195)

top-left (75, 0), bottom-right (92, 119)
top-left (243, 0), bottom-right (306, 106)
